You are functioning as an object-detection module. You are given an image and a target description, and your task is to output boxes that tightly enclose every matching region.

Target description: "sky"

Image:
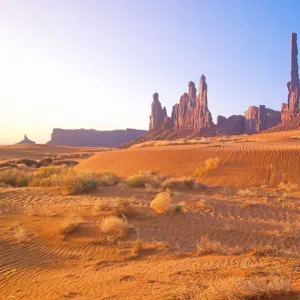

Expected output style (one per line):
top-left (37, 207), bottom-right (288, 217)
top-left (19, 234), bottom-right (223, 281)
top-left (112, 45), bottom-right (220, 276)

top-left (0, 0), bottom-right (299, 144)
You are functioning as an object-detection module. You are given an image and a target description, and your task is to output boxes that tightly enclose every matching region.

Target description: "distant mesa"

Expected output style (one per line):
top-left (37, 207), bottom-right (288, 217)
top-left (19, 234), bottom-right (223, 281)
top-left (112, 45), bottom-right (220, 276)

top-left (16, 134), bottom-right (36, 145)
top-left (47, 128), bottom-right (147, 147)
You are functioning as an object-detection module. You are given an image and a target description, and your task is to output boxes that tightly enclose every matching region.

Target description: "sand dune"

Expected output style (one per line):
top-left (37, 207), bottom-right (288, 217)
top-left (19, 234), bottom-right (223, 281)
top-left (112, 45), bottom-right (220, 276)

top-left (76, 131), bottom-right (300, 188)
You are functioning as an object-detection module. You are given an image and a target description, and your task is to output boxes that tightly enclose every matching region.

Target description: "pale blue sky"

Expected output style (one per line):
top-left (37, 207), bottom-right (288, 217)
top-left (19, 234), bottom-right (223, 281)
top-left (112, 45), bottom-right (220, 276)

top-left (0, 0), bottom-right (299, 144)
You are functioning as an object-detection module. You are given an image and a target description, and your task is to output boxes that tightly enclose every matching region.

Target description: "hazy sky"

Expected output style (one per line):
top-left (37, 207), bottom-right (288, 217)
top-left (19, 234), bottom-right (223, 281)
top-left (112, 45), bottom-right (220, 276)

top-left (0, 0), bottom-right (299, 144)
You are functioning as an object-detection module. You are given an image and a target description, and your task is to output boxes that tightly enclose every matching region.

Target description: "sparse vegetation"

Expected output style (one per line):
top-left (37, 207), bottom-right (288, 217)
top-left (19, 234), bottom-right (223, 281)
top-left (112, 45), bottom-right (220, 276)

top-left (162, 176), bottom-right (207, 190)
top-left (236, 189), bottom-right (257, 197)
top-left (126, 171), bottom-right (160, 188)
top-left (59, 216), bottom-right (85, 235)
top-left (278, 181), bottom-right (299, 193)
top-left (14, 226), bottom-right (30, 243)
top-left (196, 236), bottom-right (223, 255)
top-left (150, 190), bottom-right (172, 214)
top-left (100, 216), bottom-right (129, 236)
top-left (194, 157), bottom-right (220, 177)
top-left (195, 275), bottom-right (295, 300)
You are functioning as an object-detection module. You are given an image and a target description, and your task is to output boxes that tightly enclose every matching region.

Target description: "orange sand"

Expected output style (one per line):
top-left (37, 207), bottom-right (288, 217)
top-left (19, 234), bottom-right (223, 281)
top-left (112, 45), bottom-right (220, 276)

top-left (76, 131), bottom-right (300, 188)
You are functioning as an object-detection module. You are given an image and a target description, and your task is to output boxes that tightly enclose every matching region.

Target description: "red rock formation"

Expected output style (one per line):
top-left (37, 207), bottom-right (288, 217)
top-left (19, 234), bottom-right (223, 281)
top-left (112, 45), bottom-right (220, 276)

top-left (171, 75), bottom-right (213, 131)
top-left (266, 108), bottom-right (281, 129)
top-left (244, 105), bottom-right (280, 134)
top-left (244, 105), bottom-right (267, 134)
top-left (281, 33), bottom-right (300, 123)
top-left (149, 93), bottom-right (168, 131)
top-left (216, 115), bottom-right (245, 135)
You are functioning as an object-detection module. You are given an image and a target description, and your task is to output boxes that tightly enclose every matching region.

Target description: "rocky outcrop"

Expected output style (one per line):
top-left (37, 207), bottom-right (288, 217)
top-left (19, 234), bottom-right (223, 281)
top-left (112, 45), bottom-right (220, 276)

top-left (172, 76), bottom-right (213, 131)
top-left (281, 33), bottom-right (300, 123)
top-left (47, 128), bottom-right (147, 147)
top-left (266, 108), bottom-right (281, 129)
top-left (16, 134), bottom-right (36, 145)
top-left (244, 105), bottom-right (267, 134)
top-left (149, 93), bottom-right (168, 131)
top-left (216, 115), bottom-right (245, 135)
top-left (244, 106), bottom-right (281, 134)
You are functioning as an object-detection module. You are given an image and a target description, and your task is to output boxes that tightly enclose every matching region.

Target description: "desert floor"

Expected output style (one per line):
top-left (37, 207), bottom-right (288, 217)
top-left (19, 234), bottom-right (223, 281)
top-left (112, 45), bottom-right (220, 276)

top-left (2, 133), bottom-right (300, 299)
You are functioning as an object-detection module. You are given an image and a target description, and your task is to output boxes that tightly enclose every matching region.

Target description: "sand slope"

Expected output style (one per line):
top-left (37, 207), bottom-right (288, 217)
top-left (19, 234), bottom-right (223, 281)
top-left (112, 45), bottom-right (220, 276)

top-left (76, 131), bottom-right (300, 188)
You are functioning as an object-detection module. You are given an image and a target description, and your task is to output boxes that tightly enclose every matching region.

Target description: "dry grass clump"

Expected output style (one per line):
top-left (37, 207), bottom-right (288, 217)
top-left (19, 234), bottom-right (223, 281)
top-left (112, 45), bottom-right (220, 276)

top-left (94, 198), bottom-right (133, 218)
top-left (188, 200), bottom-right (214, 211)
top-left (14, 226), bottom-right (30, 243)
top-left (130, 238), bottom-right (169, 256)
top-left (126, 171), bottom-right (160, 188)
top-left (196, 236), bottom-right (223, 255)
top-left (162, 177), bottom-right (207, 190)
top-left (0, 169), bottom-right (33, 187)
top-left (50, 169), bottom-right (100, 194)
top-left (59, 216), bottom-right (85, 235)
top-left (96, 172), bottom-right (119, 186)
top-left (196, 275), bottom-right (295, 300)
top-left (278, 181), bottom-right (299, 193)
top-left (236, 189), bottom-right (258, 197)
top-left (100, 217), bottom-right (129, 237)
top-left (194, 157), bottom-right (220, 177)
top-left (150, 190), bottom-right (173, 214)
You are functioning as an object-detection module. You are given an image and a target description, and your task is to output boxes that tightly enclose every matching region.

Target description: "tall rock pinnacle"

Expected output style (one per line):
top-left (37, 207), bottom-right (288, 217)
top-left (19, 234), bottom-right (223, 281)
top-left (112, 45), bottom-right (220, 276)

top-left (149, 93), bottom-right (169, 131)
top-left (281, 33), bottom-right (300, 123)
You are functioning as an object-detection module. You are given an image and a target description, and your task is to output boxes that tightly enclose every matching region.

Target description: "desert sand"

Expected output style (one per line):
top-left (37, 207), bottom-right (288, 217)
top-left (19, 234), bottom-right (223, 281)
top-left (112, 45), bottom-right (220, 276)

top-left (76, 130), bottom-right (300, 188)
top-left (2, 134), bottom-right (300, 299)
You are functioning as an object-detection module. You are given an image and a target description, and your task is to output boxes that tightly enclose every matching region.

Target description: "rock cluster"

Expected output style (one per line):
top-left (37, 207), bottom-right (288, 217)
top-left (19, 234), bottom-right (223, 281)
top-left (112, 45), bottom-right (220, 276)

top-left (149, 75), bottom-right (213, 132)
top-left (149, 74), bottom-right (280, 135)
top-left (281, 33), bottom-right (300, 123)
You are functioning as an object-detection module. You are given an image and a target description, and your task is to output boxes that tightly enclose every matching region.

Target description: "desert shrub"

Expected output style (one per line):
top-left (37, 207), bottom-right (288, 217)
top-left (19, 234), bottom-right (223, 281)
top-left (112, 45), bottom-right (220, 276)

top-left (33, 166), bottom-right (62, 179)
top-left (48, 169), bottom-right (100, 194)
top-left (100, 216), bottom-right (129, 236)
top-left (37, 157), bottom-right (53, 167)
top-left (162, 177), bottom-right (206, 190)
top-left (96, 172), bottom-right (119, 186)
top-left (0, 161), bottom-right (18, 169)
top-left (196, 276), bottom-right (295, 300)
top-left (17, 159), bottom-right (38, 167)
top-left (194, 157), bottom-right (220, 177)
top-left (67, 173), bottom-right (100, 195)
top-left (0, 169), bottom-right (32, 187)
top-left (14, 226), bottom-right (30, 243)
top-left (94, 198), bottom-right (133, 218)
top-left (278, 181), bottom-right (299, 193)
top-left (0, 182), bottom-right (10, 188)
top-left (150, 190), bottom-right (172, 214)
top-left (126, 171), bottom-right (160, 188)
top-left (236, 189), bottom-right (257, 197)
top-left (196, 236), bottom-right (223, 255)
top-left (60, 216), bottom-right (84, 235)
top-left (52, 160), bottom-right (79, 167)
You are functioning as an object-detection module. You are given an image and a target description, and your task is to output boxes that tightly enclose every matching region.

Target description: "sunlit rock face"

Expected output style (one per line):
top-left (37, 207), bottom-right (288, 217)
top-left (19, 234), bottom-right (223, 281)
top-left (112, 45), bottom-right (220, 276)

top-left (281, 33), bottom-right (300, 123)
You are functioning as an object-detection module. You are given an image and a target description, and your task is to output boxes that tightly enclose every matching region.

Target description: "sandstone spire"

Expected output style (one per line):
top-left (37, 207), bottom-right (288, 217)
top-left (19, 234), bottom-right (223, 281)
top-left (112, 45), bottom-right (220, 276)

top-left (281, 33), bottom-right (300, 122)
top-left (149, 93), bottom-right (168, 131)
